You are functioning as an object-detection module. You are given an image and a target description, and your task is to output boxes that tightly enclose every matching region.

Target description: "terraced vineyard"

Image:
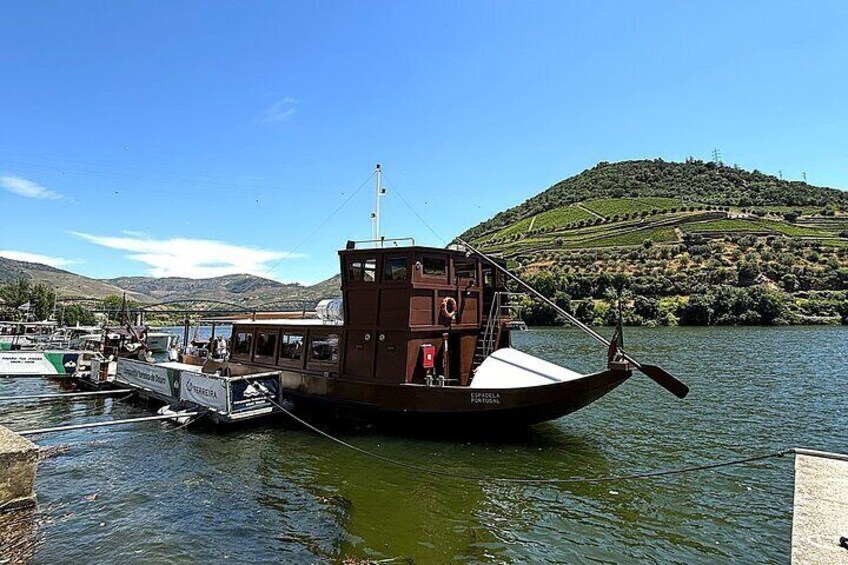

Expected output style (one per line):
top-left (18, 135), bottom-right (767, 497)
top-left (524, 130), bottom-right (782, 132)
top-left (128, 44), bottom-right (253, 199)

top-left (459, 159), bottom-right (848, 326)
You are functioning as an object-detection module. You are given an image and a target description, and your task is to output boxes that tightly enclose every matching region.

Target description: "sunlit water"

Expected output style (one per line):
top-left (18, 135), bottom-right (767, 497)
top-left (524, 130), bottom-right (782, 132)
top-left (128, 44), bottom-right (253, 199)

top-left (1, 326), bottom-right (845, 563)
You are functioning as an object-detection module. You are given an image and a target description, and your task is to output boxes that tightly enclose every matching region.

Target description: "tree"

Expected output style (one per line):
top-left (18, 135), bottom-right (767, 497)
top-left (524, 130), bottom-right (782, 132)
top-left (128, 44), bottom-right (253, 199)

top-left (101, 295), bottom-right (141, 323)
top-left (633, 295), bottom-right (659, 321)
top-left (679, 294), bottom-right (713, 325)
top-left (63, 304), bottom-right (97, 326)
top-left (0, 278), bottom-right (56, 320)
top-left (0, 278), bottom-right (31, 311)
top-left (752, 287), bottom-right (786, 324)
top-left (737, 261), bottom-right (760, 287)
top-left (31, 282), bottom-right (56, 321)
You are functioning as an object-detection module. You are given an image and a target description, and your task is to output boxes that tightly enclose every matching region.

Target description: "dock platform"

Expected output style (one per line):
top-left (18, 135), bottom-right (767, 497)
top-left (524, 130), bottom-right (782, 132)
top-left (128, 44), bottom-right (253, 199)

top-left (791, 448), bottom-right (848, 564)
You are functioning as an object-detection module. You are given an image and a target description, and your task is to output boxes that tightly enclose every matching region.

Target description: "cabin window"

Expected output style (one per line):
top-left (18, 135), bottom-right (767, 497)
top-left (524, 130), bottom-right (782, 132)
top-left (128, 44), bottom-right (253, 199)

top-left (383, 256), bottom-right (408, 281)
top-left (421, 257), bottom-right (447, 278)
top-left (454, 259), bottom-right (477, 284)
top-left (234, 331), bottom-right (253, 355)
top-left (347, 258), bottom-right (377, 282)
top-left (311, 333), bottom-right (340, 363)
top-left (254, 331), bottom-right (277, 359)
top-left (279, 333), bottom-right (304, 360)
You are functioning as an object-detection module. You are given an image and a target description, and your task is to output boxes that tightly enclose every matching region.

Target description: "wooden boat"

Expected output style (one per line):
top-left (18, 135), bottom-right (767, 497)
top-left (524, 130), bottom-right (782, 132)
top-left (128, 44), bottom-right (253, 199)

top-left (206, 239), bottom-right (682, 428)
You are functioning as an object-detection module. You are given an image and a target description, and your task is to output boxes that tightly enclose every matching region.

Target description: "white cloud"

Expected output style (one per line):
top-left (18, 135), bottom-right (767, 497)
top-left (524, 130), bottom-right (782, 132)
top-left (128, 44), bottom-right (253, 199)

top-left (71, 232), bottom-right (304, 279)
top-left (1, 175), bottom-right (63, 200)
top-left (0, 250), bottom-right (80, 268)
top-left (256, 96), bottom-right (298, 123)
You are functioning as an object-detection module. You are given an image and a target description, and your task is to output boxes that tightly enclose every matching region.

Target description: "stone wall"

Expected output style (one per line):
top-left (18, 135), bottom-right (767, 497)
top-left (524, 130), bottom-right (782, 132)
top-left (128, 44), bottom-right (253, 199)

top-left (0, 424), bottom-right (38, 511)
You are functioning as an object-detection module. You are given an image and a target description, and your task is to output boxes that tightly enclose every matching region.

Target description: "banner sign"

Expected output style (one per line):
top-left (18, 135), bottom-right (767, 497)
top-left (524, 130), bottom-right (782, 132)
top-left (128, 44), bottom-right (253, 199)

top-left (116, 359), bottom-right (175, 397)
top-left (180, 372), bottom-right (229, 413)
top-left (0, 351), bottom-right (79, 376)
top-left (231, 375), bottom-right (280, 408)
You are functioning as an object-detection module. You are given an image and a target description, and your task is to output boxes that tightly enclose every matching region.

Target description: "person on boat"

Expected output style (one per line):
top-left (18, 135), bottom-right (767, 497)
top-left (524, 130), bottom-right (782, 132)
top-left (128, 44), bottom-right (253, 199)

top-left (215, 336), bottom-right (228, 360)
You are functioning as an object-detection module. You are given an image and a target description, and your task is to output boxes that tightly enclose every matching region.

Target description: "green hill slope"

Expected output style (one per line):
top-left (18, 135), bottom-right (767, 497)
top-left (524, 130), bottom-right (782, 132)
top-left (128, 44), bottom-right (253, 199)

top-left (461, 159), bottom-right (848, 242)
top-left (460, 159), bottom-right (848, 326)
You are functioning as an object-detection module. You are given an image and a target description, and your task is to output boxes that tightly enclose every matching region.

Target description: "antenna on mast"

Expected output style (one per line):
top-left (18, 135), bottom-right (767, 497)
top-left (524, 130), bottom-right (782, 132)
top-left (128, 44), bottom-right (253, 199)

top-left (371, 163), bottom-right (386, 247)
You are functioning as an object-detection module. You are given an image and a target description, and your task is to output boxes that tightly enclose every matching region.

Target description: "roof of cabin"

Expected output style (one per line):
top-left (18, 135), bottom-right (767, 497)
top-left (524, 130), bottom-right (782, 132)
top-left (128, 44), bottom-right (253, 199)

top-left (226, 318), bottom-right (341, 327)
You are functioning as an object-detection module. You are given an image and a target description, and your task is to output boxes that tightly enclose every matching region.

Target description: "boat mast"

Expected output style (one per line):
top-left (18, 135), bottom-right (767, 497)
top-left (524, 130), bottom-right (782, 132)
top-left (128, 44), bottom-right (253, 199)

top-left (372, 163), bottom-right (385, 247)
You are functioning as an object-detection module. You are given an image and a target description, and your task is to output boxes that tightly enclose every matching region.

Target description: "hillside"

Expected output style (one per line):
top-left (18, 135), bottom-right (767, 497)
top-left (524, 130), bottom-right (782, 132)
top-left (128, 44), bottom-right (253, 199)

top-left (107, 273), bottom-right (341, 306)
top-left (0, 257), bottom-right (149, 301)
top-left (461, 158), bottom-right (848, 242)
top-left (0, 256), bottom-right (341, 308)
top-left (461, 159), bottom-right (848, 326)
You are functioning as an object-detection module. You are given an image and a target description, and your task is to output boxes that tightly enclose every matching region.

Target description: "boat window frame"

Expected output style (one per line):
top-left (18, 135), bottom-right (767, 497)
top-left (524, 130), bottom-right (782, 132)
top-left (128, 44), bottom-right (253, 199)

top-left (382, 255), bottom-right (409, 283)
top-left (233, 328), bottom-right (254, 359)
top-left (453, 257), bottom-right (479, 287)
top-left (346, 256), bottom-right (378, 284)
top-left (308, 331), bottom-right (341, 366)
top-left (252, 328), bottom-right (279, 363)
top-left (416, 253), bottom-right (449, 284)
top-left (277, 331), bottom-right (306, 368)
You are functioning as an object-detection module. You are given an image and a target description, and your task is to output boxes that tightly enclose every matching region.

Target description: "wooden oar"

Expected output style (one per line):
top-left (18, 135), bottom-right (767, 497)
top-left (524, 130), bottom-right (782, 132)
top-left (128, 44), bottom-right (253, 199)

top-left (456, 238), bottom-right (690, 399)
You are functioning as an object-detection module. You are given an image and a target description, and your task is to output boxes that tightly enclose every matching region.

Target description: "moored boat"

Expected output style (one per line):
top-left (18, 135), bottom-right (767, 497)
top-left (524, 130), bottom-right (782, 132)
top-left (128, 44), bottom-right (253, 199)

top-left (205, 238), bottom-right (684, 428)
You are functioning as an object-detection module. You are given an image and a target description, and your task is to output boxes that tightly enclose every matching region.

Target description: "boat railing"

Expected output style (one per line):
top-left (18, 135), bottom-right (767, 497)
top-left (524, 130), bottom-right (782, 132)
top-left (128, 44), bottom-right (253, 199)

top-left (345, 237), bottom-right (416, 249)
top-left (479, 291), bottom-right (526, 359)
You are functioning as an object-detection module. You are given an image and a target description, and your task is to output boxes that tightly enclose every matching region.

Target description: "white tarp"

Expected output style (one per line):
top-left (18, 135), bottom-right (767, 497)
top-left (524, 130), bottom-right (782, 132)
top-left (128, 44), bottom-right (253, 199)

top-left (470, 347), bottom-right (585, 389)
top-left (0, 352), bottom-right (61, 375)
top-left (180, 372), bottom-right (229, 413)
top-left (116, 359), bottom-right (174, 396)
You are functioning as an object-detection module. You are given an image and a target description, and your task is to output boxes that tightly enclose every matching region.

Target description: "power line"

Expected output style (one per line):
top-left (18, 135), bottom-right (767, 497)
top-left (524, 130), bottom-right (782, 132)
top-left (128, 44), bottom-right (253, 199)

top-left (381, 174), bottom-right (449, 246)
top-left (236, 170), bottom-right (376, 295)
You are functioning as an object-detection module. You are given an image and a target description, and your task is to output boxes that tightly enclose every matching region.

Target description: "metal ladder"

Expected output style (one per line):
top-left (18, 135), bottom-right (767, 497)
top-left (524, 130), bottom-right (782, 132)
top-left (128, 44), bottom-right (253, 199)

top-left (472, 292), bottom-right (525, 371)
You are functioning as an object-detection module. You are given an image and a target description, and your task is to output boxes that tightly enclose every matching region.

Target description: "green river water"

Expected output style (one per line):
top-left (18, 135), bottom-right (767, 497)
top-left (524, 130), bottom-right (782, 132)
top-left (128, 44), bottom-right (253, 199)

top-left (1, 326), bottom-right (845, 564)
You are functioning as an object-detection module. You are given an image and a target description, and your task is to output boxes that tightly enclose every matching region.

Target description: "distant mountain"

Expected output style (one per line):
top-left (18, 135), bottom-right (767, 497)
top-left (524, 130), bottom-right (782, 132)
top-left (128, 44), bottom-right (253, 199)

top-left (0, 257), bottom-right (147, 300)
top-left (0, 256), bottom-right (341, 307)
top-left (106, 273), bottom-right (341, 306)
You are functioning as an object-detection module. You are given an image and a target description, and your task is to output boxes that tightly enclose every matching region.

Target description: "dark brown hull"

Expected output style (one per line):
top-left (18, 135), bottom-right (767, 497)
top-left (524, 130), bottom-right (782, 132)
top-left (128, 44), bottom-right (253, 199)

top-left (279, 368), bottom-right (631, 427)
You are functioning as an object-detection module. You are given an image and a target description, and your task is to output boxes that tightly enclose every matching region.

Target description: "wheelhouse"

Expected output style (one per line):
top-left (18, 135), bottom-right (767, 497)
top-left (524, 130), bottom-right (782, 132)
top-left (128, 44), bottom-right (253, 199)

top-left (228, 243), bottom-right (511, 387)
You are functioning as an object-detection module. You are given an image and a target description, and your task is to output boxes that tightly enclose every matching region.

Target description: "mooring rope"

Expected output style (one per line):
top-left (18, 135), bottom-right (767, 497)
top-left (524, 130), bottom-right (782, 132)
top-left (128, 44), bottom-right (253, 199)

top-left (164, 408), bottom-right (210, 432)
top-left (250, 387), bottom-right (792, 485)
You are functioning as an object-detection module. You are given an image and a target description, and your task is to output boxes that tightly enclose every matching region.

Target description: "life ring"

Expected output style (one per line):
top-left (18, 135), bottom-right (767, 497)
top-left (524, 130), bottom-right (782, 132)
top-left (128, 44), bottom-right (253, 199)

top-left (441, 297), bottom-right (458, 320)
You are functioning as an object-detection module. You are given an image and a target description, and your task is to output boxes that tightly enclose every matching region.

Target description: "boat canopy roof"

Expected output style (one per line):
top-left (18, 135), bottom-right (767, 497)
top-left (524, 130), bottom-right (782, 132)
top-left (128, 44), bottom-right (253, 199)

top-left (223, 318), bottom-right (341, 327)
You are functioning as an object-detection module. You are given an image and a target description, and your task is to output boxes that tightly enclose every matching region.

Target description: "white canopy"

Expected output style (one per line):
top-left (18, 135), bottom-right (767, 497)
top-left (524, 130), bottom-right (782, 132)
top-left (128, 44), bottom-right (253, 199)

top-left (470, 347), bottom-right (585, 389)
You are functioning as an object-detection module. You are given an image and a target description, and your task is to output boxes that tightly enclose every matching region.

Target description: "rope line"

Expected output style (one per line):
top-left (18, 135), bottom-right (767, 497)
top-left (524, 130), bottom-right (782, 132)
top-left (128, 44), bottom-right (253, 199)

top-left (235, 170), bottom-right (376, 295)
top-left (382, 174), bottom-right (449, 246)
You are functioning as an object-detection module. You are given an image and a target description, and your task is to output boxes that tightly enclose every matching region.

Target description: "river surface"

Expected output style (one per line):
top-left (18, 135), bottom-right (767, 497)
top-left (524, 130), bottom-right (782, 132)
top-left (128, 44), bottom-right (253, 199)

top-left (1, 326), bottom-right (845, 564)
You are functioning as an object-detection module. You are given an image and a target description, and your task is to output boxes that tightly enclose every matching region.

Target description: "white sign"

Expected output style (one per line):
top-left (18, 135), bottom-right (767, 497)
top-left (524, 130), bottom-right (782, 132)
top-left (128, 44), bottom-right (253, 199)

top-left (116, 359), bottom-right (174, 396)
top-left (0, 352), bottom-right (60, 376)
top-left (180, 372), bottom-right (228, 413)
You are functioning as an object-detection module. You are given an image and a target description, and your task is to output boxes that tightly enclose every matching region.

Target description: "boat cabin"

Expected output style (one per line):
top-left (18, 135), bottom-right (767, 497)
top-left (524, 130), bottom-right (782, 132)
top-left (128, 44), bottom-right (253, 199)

top-left (228, 243), bottom-right (511, 387)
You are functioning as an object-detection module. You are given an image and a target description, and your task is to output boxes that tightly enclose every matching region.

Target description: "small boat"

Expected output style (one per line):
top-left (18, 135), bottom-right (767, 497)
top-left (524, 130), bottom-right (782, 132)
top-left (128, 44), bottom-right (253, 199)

top-left (0, 348), bottom-right (98, 377)
top-left (146, 331), bottom-right (177, 353)
top-left (0, 322), bottom-right (102, 377)
top-left (0, 321), bottom-right (59, 351)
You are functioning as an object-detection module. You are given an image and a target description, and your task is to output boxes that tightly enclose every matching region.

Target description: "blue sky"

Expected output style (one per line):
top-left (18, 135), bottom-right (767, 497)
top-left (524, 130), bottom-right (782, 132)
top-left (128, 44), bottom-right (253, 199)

top-left (1, 1), bottom-right (846, 285)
